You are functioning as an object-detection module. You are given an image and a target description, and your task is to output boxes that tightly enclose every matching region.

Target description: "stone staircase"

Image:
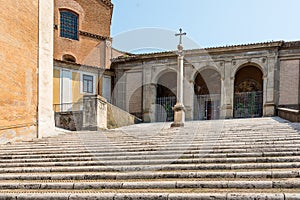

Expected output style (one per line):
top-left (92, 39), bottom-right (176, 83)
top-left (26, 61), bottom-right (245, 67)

top-left (0, 117), bottom-right (300, 199)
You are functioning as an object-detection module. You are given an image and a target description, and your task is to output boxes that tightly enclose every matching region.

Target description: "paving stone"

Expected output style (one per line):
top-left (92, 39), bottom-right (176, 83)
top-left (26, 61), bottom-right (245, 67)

top-left (122, 181), bottom-right (175, 189)
top-left (0, 193), bottom-right (17, 200)
top-left (227, 193), bottom-right (284, 200)
top-left (168, 193), bottom-right (227, 200)
top-left (273, 181), bottom-right (300, 188)
top-left (285, 193), bottom-right (300, 200)
top-left (74, 182), bottom-right (122, 189)
top-left (228, 181), bottom-right (272, 189)
top-left (16, 193), bottom-right (69, 200)
top-left (69, 193), bottom-right (116, 200)
top-left (114, 193), bottom-right (168, 200)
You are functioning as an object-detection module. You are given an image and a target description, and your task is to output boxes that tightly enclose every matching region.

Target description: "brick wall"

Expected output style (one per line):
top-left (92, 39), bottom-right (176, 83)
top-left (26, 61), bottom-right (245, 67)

top-left (279, 60), bottom-right (299, 105)
top-left (0, 0), bottom-right (39, 143)
top-left (54, 0), bottom-right (113, 68)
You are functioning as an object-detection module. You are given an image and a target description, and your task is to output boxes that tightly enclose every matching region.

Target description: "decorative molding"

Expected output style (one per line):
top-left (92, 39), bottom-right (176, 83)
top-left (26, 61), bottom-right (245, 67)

top-left (282, 41), bottom-right (300, 48)
top-left (79, 30), bottom-right (110, 41)
top-left (96, 0), bottom-right (113, 9)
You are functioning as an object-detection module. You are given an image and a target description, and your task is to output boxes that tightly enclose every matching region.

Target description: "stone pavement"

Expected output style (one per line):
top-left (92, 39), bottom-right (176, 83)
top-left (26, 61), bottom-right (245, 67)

top-left (0, 117), bottom-right (300, 199)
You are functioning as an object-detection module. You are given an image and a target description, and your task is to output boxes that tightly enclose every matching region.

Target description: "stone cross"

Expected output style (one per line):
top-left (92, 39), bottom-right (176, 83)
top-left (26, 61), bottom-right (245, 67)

top-left (175, 28), bottom-right (186, 47)
top-left (171, 28), bottom-right (186, 128)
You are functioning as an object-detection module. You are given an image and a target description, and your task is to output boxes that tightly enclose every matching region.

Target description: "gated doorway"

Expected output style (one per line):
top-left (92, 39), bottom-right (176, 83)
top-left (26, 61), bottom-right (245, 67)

top-left (234, 91), bottom-right (263, 118)
top-left (234, 65), bottom-right (263, 118)
top-left (194, 69), bottom-right (221, 120)
top-left (194, 94), bottom-right (220, 120)
top-left (155, 71), bottom-right (177, 122)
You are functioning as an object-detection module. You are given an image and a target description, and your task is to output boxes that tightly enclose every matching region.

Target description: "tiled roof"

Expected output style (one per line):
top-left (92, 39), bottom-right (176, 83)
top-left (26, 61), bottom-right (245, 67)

top-left (112, 40), bottom-right (284, 62)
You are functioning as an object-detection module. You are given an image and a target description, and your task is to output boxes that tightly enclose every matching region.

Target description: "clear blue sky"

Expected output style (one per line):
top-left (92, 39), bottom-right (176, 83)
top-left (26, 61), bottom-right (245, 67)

top-left (111, 0), bottom-right (300, 52)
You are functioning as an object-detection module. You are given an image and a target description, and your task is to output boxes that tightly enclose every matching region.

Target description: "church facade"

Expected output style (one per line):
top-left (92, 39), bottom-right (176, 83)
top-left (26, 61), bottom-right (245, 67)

top-left (111, 41), bottom-right (300, 122)
top-left (53, 0), bottom-right (114, 112)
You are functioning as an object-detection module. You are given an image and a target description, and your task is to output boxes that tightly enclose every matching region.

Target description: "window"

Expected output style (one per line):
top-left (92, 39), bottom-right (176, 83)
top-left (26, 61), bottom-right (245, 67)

top-left (62, 54), bottom-right (76, 62)
top-left (60, 10), bottom-right (78, 40)
top-left (83, 74), bottom-right (93, 93)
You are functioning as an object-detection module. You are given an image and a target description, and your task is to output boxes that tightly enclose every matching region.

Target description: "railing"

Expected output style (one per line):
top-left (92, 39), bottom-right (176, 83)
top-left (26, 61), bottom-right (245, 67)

top-left (234, 91), bottom-right (263, 118)
top-left (53, 101), bottom-right (83, 112)
top-left (156, 96), bottom-right (177, 122)
top-left (194, 94), bottom-right (221, 120)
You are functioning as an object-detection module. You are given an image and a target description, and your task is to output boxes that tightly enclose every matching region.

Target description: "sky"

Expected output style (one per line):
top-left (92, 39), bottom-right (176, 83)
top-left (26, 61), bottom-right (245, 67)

top-left (111, 0), bottom-right (300, 53)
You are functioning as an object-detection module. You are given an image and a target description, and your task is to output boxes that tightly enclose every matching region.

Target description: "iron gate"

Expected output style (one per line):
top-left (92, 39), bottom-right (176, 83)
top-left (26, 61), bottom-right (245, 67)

top-left (194, 94), bottom-right (220, 120)
top-left (156, 96), bottom-right (176, 122)
top-left (234, 91), bottom-right (263, 118)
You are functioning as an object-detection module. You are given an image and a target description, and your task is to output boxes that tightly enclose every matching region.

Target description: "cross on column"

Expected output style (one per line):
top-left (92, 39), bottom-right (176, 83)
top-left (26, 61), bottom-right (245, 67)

top-left (171, 28), bottom-right (186, 128)
top-left (175, 28), bottom-right (186, 46)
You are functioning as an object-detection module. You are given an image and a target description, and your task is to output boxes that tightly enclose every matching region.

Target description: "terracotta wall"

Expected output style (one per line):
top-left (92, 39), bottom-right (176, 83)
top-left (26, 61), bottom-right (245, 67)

top-left (54, 0), bottom-right (113, 68)
top-left (0, 0), bottom-right (39, 143)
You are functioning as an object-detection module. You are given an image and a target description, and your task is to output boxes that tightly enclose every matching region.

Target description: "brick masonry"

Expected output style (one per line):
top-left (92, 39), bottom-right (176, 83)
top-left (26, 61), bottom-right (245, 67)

top-left (54, 0), bottom-right (113, 68)
top-left (0, 1), bottom-right (39, 142)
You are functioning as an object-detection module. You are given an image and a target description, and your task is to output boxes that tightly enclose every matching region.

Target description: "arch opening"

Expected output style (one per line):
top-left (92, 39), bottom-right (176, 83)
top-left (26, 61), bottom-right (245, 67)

top-left (194, 69), bottom-right (221, 120)
top-left (234, 65), bottom-right (263, 118)
top-left (155, 71), bottom-right (177, 122)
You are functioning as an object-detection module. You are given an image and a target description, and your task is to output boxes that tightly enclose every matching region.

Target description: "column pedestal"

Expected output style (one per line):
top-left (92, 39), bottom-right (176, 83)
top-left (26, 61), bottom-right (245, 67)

top-left (171, 103), bottom-right (185, 127)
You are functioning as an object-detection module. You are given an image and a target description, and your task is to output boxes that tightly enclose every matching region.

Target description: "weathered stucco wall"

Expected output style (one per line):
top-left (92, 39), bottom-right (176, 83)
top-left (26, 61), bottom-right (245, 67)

top-left (279, 60), bottom-right (300, 105)
top-left (0, 0), bottom-right (39, 143)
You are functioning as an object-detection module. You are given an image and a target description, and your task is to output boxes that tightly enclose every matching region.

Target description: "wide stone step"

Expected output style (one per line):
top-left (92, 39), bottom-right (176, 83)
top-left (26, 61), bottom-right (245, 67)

top-left (2, 148), bottom-right (300, 162)
top-left (0, 170), bottom-right (298, 180)
top-left (1, 156), bottom-right (300, 168)
top-left (0, 144), bottom-right (300, 159)
top-left (1, 162), bottom-right (300, 173)
top-left (0, 179), bottom-right (299, 190)
top-left (0, 192), bottom-right (298, 200)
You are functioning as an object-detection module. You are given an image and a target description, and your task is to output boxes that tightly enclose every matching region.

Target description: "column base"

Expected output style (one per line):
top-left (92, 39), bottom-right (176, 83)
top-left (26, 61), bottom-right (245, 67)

top-left (171, 103), bottom-right (185, 128)
top-left (171, 122), bottom-right (184, 127)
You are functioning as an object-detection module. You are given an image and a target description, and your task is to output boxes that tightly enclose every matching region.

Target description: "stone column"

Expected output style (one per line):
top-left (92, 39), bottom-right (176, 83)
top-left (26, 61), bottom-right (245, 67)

top-left (38, 0), bottom-right (55, 138)
top-left (142, 66), bottom-right (156, 123)
top-left (223, 62), bottom-right (234, 119)
top-left (171, 54), bottom-right (185, 127)
top-left (183, 67), bottom-right (194, 121)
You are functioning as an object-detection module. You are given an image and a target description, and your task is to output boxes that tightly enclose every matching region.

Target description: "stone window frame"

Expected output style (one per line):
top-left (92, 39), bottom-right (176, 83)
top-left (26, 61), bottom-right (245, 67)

top-left (80, 71), bottom-right (97, 95)
top-left (83, 74), bottom-right (94, 93)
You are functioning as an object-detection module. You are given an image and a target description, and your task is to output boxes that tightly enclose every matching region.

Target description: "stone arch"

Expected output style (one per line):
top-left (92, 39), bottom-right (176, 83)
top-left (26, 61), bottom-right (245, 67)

top-left (231, 62), bottom-right (266, 79)
top-left (152, 67), bottom-right (177, 84)
top-left (191, 65), bottom-right (223, 82)
top-left (233, 64), bottom-right (263, 118)
top-left (156, 71), bottom-right (177, 98)
top-left (155, 70), bottom-right (177, 122)
top-left (193, 68), bottom-right (221, 120)
top-left (194, 68), bottom-right (221, 95)
top-left (56, 0), bottom-right (85, 24)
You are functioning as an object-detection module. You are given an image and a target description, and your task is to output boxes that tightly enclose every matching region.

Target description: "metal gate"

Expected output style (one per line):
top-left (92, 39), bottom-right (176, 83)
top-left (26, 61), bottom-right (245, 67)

top-left (194, 94), bottom-right (220, 120)
top-left (234, 91), bottom-right (263, 118)
top-left (156, 96), bottom-right (176, 122)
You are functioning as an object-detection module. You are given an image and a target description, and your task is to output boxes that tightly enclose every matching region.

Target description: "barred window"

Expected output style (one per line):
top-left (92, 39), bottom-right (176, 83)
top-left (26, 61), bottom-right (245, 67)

top-left (60, 10), bottom-right (78, 40)
top-left (83, 74), bottom-right (93, 93)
